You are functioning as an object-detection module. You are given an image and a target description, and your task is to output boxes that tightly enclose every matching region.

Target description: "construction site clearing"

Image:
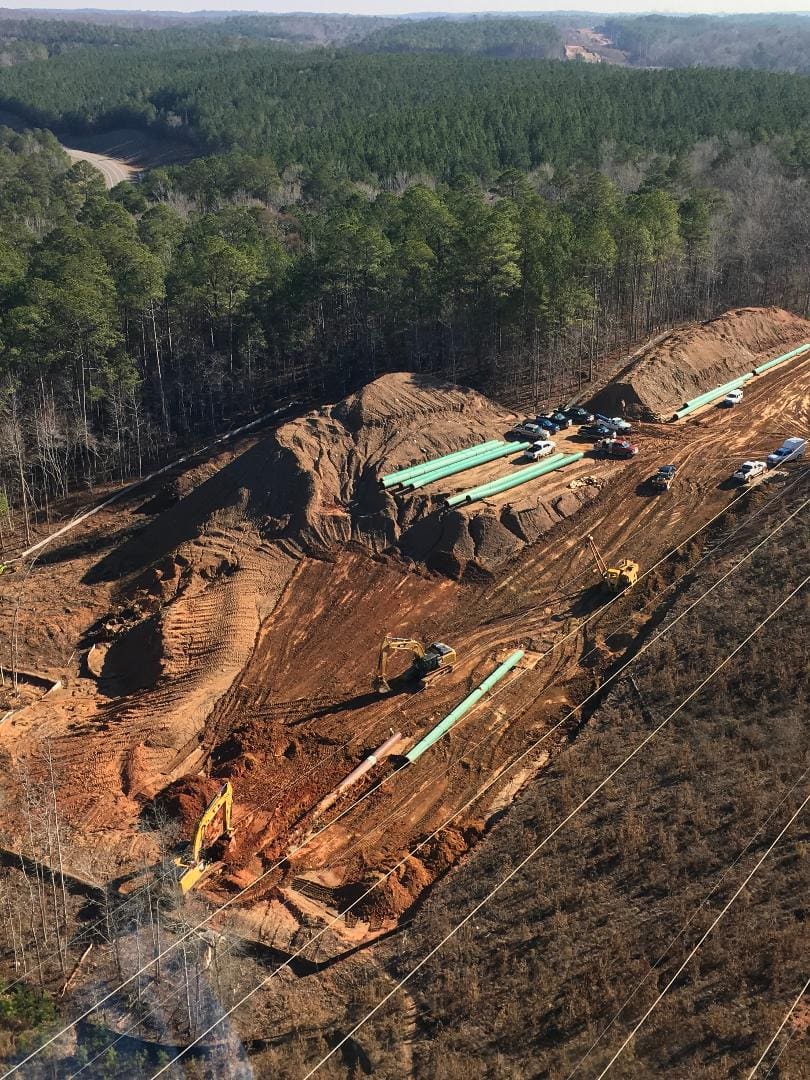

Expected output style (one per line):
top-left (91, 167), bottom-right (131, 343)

top-left (0, 304), bottom-right (808, 968)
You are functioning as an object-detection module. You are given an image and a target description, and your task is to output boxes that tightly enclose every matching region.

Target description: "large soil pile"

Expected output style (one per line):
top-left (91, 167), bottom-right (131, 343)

top-left (589, 307), bottom-right (810, 419)
top-left (256, 372), bottom-right (517, 561)
top-left (256, 372), bottom-right (597, 575)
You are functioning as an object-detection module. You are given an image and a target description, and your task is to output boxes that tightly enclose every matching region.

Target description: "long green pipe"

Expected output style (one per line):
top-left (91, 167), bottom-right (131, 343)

top-left (405, 650), bottom-right (525, 763)
top-left (673, 373), bottom-right (752, 420)
top-left (673, 341), bottom-right (810, 422)
top-left (404, 441), bottom-right (532, 492)
top-left (446, 451), bottom-right (584, 508)
top-left (752, 341), bottom-right (810, 375)
top-left (445, 452), bottom-right (567, 506)
top-left (381, 440), bottom-right (504, 488)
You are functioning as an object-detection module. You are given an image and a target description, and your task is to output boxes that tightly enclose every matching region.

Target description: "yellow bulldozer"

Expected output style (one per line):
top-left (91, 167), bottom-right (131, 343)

top-left (587, 534), bottom-right (639, 594)
top-left (373, 636), bottom-right (456, 695)
top-left (173, 781), bottom-right (234, 895)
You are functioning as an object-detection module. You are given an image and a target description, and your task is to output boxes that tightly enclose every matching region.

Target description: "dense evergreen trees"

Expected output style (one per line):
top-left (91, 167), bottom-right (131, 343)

top-left (2, 121), bottom-right (810, 545)
top-left (3, 48), bottom-right (810, 181)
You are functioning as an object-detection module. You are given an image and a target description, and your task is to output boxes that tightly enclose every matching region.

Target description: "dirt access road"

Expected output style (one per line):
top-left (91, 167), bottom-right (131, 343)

top-left (63, 145), bottom-right (137, 187)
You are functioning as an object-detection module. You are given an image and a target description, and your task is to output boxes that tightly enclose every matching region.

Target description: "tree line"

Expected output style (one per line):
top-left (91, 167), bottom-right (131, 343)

top-left (4, 47), bottom-right (810, 180)
top-left (2, 120), bottom-right (810, 546)
top-left (600, 14), bottom-right (810, 74)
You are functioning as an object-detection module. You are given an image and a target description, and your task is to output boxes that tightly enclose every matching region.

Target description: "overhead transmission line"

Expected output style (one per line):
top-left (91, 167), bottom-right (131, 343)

top-left (747, 975), bottom-right (810, 1079)
top-left (147, 566), bottom-right (809, 1077)
top-left (294, 573), bottom-right (808, 1080)
top-left (592, 794), bottom-right (809, 1078)
top-left (7, 484), bottom-right (807, 1076)
top-left (565, 765), bottom-right (810, 1078)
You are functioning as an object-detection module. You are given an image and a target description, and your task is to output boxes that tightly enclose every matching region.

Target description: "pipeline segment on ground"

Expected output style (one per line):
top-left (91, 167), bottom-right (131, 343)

top-left (405, 650), bottom-right (525, 763)
top-left (380, 440), bottom-right (504, 488)
top-left (673, 373), bottom-right (752, 420)
top-left (403, 440), bottom-right (533, 492)
top-left (445, 451), bottom-right (585, 508)
top-left (752, 341), bottom-right (810, 375)
top-left (313, 731), bottom-right (402, 817)
top-left (672, 341), bottom-right (810, 420)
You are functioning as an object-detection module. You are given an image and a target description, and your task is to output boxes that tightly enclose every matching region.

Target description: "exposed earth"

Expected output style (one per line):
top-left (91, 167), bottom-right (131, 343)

top-left (0, 304), bottom-right (808, 962)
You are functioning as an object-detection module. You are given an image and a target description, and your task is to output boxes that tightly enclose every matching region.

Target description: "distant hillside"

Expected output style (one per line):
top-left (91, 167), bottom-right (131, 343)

top-left (602, 14), bottom-right (810, 74)
top-left (360, 17), bottom-right (565, 59)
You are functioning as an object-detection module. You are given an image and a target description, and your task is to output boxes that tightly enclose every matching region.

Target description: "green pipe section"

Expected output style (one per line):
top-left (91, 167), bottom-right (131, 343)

top-left (752, 341), bottom-right (810, 375)
top-left (381, 440), bottom-right (504, 488)
top-left (404, 440), bottom-right (531, 492)
top-left (446, 451), bottom-right (584, 508)
top-left (405, 650), bottom-right (525, 763)
top-left (673, 373), bottom-right (752, 420)
top-left (445, 452), bottom-right (567, 506)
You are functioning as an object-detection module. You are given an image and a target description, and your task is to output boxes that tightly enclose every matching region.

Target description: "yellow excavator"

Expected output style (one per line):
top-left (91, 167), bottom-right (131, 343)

top-left (587, 534), bottom-right (639, 594)
top-left (373, 637), bottom-right (456, 695)
top-left (173, 782), bottom-right (234, 895)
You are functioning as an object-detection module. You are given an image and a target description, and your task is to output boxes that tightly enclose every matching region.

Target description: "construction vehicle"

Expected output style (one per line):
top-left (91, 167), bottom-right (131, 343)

top-left (373, 637), bottom-right (456, 695)
top-left (587, 534), bottom-right (639, 594)
top-left (173, 782), bottom-right (234, 894)
top-left (651, 464), bottom-right (677, 491)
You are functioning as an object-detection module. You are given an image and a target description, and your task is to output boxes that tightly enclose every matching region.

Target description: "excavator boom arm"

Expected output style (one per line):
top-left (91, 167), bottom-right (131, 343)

top-left (189, 783), bottom-right (233, 865)
top-left (587, 534), bottom-right (609, 579)
top-left (375, 637), bottom-right (426, 693)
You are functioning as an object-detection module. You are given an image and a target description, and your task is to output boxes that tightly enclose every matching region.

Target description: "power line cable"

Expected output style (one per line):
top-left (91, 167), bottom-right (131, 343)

top-left (748, 975), bottom-right (810, 1079)
top-left (7, 485), bottom-right (807, 1076)
top-left (151, 568), bottom-right (808, 1078)
top-left (565, 765), bottom-right (810, 1079)
top-left (294, 574), bottom-right (808, 1080)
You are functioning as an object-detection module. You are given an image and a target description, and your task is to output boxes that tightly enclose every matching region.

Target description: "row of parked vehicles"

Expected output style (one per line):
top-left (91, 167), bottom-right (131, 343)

top-left (510, 408), bottom-right (639, 463)
top-left (733, 437), bottom-right (807, 484)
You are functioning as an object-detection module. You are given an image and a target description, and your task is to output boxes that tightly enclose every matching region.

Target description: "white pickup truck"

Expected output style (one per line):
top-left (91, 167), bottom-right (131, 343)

top-left (766, 437), bottom-right (807, 468)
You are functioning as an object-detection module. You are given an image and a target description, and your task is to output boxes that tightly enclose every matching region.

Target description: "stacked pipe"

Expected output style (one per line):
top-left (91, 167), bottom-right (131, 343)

top-left (445, 451), bottom-right (585, 508)
top-left (405, 651), bottom-right (525, 763)
top-left (402, 440), bottom-right (532, 492)
top-left (380, 440), bottom-right (504, 489)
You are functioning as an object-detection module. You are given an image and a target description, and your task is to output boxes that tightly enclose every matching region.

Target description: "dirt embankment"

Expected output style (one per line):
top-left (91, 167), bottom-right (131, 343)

top-left (589, 306), bottom-right (810, 419)
top-left (255, 372), bottom-right (598, 576)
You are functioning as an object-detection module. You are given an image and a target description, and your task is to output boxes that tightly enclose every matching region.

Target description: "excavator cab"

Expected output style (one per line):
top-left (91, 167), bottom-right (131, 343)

top-left (587, 535), bottom-right (639, 594)
top-left (173, 782), bottom-right (234, 895)
top-left (374, 637), bottom-right (456, 694)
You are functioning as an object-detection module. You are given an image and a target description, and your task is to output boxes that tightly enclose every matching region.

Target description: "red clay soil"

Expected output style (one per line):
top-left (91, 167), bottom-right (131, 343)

top-left (1, 312), bottom-right (809, 940)
top-left (588, 306), bottom-right (810, 419)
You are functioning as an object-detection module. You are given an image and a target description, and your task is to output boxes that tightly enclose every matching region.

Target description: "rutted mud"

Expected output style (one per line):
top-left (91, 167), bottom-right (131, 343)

top-left (1, 305), bottom-right (808, 955)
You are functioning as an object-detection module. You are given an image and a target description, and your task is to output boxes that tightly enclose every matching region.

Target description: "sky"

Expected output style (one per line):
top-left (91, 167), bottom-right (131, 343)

top-left (3, 1), bottom-right (810, 14)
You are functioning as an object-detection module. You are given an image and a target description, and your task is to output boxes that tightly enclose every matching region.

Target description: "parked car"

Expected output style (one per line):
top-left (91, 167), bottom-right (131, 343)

top-left (546, 411), bottom-right (573, 429)
top-left (577, 423), bottom-right (616, 441)
top-left (651, 464), bottom-right (677, 491)
top-left (766, 436), bottom-right (807, 467)
top-left (733, 460), bottom-right (766, 483)
top-left (510, 420), bottom-right (545, 440)
top-left (534, 416), bottom-right (561, 434)
top-left (721, 389), bottom-right (744, 407)
top-left (562, 406), bottom-right (595, 424)
top-left (595, 413), bottom-right (632, 434)
top-left (596, 438), bottom-right (638, 459)
top-left (524, 439), bottom-right (556, 461)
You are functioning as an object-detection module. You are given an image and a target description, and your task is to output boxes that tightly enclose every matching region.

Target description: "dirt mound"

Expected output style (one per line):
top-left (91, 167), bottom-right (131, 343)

top-left (244, 372), bottom-right (599, 575)
top-left (254, 372), bottom-right (517, 559)
top-left (589, 307), bottom-right (810, 419)
top-left (152, 775), bottom-right (222, 833)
